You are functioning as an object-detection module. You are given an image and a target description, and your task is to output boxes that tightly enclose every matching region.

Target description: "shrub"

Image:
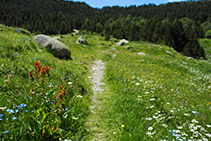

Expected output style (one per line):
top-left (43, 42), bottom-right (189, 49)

top-left (205, 30), bottom-right (211, 39)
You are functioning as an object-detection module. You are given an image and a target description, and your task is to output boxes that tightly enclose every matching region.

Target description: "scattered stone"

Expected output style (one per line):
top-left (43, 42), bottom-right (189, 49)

top-left (53, 36), bottom-right (63, 41)
top-left (182, 61), bottom-right (189, 65)
top-left (33, 34), bottom-right (71, 59)
top-left (137, 52), bottom-right (146, 56)
top-left (166, 51), bottom-right (175, 57)
top-left (0, 28), bottom-right (3, 31)
top-left (76, 36), bottom-right (88, 45)
top-left (187, 57), bottom-right (194, 60)
top-left (116, 39), bottom-right (129, 46)
top-left (125, 46), bottom-right (131, 49)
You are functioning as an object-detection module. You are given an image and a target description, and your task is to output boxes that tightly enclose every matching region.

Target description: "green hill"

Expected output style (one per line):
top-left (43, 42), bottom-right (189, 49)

top-left (0, 25), bottom-right (211, 140)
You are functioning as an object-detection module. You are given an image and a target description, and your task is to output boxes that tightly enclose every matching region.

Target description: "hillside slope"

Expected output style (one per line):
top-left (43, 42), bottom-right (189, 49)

top-left (0, 25), bottom-right (211, 140)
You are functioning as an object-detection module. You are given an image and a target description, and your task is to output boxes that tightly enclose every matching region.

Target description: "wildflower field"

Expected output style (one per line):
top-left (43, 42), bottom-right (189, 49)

top-left (0, 25), bottom-right (211, 140)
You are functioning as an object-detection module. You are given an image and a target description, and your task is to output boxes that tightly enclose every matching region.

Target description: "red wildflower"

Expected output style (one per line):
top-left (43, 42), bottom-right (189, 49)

top-left (34, 61), bottom-right (41, 72)
top-left (52, 126), bottom-right (57, 131)
top-left (41, 79), bottom-right (45, 83)
top-left (29, 71), bottom-right (33, 77)
top-left (59, 84), bottom-right (63, 93)
top-left (58, 93), bottom-right (62, 97)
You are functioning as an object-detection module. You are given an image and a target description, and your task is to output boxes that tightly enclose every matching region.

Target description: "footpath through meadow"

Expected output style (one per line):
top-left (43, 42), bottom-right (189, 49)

top-left (86, 60), bottom-right (115, 141)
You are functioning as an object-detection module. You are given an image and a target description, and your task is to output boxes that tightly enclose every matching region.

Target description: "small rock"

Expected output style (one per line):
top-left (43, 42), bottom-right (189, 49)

top-left (76, 36), bottom-right (88, 45)
top-left (166, 51), bottom-right (175, 57)
top-left (182, 61), bottom-right (189, 65)
top-left (125, 46), bottom-right (131, 49)
top-left (137, 52), bottom-right (146, 56)
top-left (116, 39), bottom-right (129, 46)
top-left (187, 57), bottom-right (194, 60)
top-left (0, 28), bottom-right (3, 31)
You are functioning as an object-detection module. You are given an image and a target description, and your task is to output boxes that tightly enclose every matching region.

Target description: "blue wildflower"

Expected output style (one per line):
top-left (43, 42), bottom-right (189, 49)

top-left (45, 60), bottom-right (47, 62)
top-left (34, 57), bottom-right (37, 59)
top-left (10, 71), bottom-right (13, 74)
top-left (22, 36), bottom-right (26, 40)
top-left (13, 117), bottom-right (17, 120)
top-left (29, 97), bottom-right (32, 99)
top-left (4, 131), bottom-right (9, 133)
top-left (50, 83), bottom-right (52, 85)
top-left (68, 76), bottom-right (70, 78)
top-left (25, 110), bottom-right (28, 112)
top-left (31, 110), bottom-right (34, 112)
top-left (8, 109), bottom-right (15, 114)
top-left (0, 114), bottom-right (3, 118)
top-left (12, 52), bottom-right (14, 54)
top-left (16, 54), bottom-right (19, 56)
top-left (172, 132), bottom-right (175, 136)
top-left (10, 50), bottom-right (12, 52)
top-left (16, 110), bottom-right (19, 113)
top-left (71, 74), bottom-right (73, 76)
top-left (65, 108), bottom-right (70, 111)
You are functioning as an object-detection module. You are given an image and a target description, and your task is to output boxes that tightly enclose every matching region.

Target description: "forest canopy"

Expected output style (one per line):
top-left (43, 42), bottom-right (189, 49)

top-left (0, 0), bottom-right (211, 58)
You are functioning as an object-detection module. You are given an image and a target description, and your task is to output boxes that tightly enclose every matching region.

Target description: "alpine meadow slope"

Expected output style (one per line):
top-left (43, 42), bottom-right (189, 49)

top-left (0, 25), bottom-right (211, 140)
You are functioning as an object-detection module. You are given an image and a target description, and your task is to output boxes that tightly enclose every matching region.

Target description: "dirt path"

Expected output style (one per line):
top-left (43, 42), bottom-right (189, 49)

top-left (86, 60), bottom-right (107, 141)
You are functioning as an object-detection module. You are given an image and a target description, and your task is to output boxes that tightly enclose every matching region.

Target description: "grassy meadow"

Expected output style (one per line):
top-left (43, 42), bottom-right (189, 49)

top-left (0, 25), bottom-right (211, 140)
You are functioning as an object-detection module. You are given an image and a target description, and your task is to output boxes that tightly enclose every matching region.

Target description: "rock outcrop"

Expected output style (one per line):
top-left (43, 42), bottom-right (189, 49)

top-left (76, 36), bottom-right (88, 45)
top-left (33, 34), bottom-right (71, 59)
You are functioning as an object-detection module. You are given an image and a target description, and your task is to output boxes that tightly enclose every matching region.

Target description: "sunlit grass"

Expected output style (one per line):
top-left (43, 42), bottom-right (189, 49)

top-left (1, 25), bottom-right (211, 140)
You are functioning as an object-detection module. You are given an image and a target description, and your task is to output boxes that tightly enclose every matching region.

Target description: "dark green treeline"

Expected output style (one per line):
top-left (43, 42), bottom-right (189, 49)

top-left (1, 0), bottom-right (211, 58)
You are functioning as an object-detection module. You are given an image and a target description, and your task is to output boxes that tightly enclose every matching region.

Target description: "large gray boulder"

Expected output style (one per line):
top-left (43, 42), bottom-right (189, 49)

top-left (33, 34), bottom-right (71, 59)
top-left (76, 36), bottom-right (88, 45)
top-left (116, 39), bottom-right (129, 46)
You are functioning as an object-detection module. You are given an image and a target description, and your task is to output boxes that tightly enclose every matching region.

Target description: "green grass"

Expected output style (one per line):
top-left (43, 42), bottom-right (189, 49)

top-left (0, 25), bottom-right (211, 140)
